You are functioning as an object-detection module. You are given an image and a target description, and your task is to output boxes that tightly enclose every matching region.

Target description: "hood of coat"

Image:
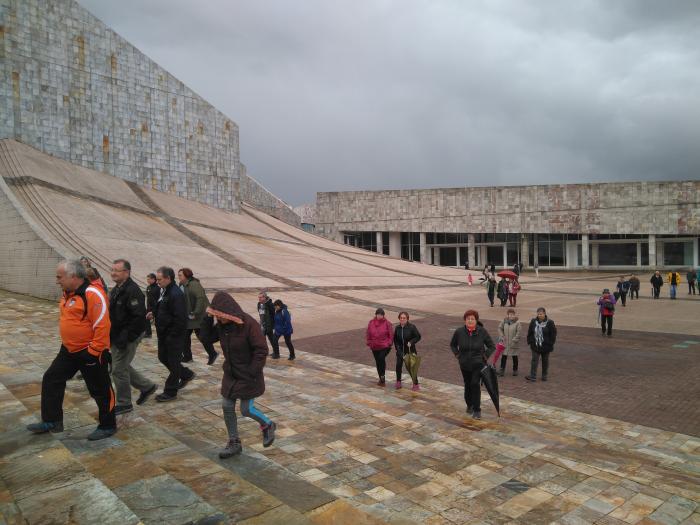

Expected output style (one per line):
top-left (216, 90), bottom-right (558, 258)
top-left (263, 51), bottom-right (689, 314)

top-left (207, 291), bottom-right (244, 324)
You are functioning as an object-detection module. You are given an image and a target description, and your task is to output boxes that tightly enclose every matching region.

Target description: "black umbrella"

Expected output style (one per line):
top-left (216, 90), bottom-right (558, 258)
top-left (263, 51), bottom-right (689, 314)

top-left (480, 364), bottom-right (500, 416)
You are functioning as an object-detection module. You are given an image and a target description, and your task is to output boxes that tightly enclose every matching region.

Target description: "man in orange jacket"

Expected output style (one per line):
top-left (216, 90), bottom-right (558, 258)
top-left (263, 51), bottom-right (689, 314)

top-left (27, 259), bottom-right (117, 440)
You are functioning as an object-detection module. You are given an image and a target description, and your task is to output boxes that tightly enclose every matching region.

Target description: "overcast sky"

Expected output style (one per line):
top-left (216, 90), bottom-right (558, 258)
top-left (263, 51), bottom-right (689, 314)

top-left (81, 0), bottom-right (700, 206)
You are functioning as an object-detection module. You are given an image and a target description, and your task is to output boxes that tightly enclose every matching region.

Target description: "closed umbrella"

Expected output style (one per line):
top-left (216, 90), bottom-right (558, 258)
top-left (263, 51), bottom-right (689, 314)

top-left (403, 351), bottom-right (421, 385)
top-left (480, 364), bottom-right (501, 416)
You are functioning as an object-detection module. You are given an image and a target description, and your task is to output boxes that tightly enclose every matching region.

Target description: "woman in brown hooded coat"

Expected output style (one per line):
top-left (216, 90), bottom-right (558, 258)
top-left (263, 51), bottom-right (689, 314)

top-left (207, 291), bottom-right (276, 458)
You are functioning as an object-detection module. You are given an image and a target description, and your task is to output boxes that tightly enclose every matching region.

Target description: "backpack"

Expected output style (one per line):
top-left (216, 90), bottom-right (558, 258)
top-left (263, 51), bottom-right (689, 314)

top-left (603, 300), bottom-right (615, 312)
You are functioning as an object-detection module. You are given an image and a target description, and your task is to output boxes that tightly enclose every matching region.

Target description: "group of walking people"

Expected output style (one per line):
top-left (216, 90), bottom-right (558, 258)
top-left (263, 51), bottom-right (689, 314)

top-left (27, 258), bottom-right (282, 459)
top-left (366, 305), bottom-right (557, 420)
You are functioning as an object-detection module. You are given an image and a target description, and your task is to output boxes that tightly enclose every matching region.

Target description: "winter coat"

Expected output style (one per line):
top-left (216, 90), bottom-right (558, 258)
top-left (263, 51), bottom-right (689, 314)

top-left (508, 281), bottom-right (521, 295)
top-left (450, 323), bottom-right (495, 370)
top-left (497, 280), bottom-right (508, 300)
top-left (145, 283), bottom-right (160, 313)
top-left (273, 306), bottom-right (293, 336)
top-left (108, 277), bottom-right (146, 349)
top-left (154, 282), bottom-right (187, 338)
top-left (181, 277), bottom-right (209, 330)
top-left (526, 317), bottom-right (557, 354)
top-left (366, 317), bottom-right (394, 351)
top-left (667, 272), bottom-right (681, 285)
top-left (687, 271), bottom-right (697, 283)
top-left (628, 276), bottom-right (640, 291)
top-left (393, 322), bottom-right (421, 354)
top-left (209, 292), bottom-right (268, 400)
top-left (257, 298), bottom-right (275, 336)
top-left (497, 318), bottom-right (521, 356)
top-left (597, 294), bottom-right (617, 317)
top-left (650, 275), bottom-right (664, 289)
top-left (616, 281), bottom-right (630, 294)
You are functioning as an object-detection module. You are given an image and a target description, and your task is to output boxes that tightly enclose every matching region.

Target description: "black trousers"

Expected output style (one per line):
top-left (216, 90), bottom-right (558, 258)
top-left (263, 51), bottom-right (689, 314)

top-left (618, 292), bottom-right (627, 306)
top-left (529, 350), bottom-right (549, 379)
top-left (183, 328), bottom-right (217, 361)
top-left (487, 291), bottom-right (495, 306)
top-left (630, 288), bottom-right (639, 299)
top-left (500, 355), bottom-right (518, 371)
top-left (266, 332), bottom-right (280, 356)
top-left (395, 347), bottom-right (407, 382)
top-left (274, 333), bottom-right (295, 357)
top-left (41, 346), bottom-right (116, 429)
top-left (460, 366), bottom-right (482, 411)
top-left (601, 315), bottom-right (613, 334)
top-left (144, 319), bottom-right (152, 337)
top-left (157, 332), bottom-right (193, 396)
top-left (689, 282), bottom-right (696, 294)
top-left (372, 348), bottom-right (391, 378)
top-left (653, 286), bottom-right (661, 299)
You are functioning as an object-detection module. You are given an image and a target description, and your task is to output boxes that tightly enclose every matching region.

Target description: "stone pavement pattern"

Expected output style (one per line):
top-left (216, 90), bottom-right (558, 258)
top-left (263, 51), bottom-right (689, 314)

top-left (1, 291), bottom-right (699, 525)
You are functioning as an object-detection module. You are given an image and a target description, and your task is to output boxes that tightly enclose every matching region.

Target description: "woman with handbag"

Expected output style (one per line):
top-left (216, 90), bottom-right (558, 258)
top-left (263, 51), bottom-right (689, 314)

top-left (450, 309), bottom-right (495, 419)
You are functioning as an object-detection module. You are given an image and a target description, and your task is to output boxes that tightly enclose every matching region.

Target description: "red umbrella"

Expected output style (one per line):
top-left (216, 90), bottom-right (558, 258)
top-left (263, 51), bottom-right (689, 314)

top-left (497, 270), bottom-right (518, 280)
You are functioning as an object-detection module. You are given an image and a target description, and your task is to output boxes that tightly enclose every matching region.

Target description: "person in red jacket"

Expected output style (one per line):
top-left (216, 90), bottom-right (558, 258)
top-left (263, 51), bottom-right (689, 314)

top-left (26, 259), bottom-right (116, 440)
top-left (366, 308), bottom-right (394, 386)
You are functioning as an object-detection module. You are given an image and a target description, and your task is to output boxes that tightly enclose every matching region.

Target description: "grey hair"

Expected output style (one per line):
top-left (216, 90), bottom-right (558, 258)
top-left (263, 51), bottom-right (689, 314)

top-left (258, 290), bottom-right (268, 298)
top-left (60, 259), bottom-right (87, 279)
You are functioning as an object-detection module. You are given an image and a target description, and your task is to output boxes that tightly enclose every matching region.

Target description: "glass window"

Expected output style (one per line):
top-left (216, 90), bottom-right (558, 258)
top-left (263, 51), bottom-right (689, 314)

top-left (599, 243), bottom-right (637, 266)
top-left (640, 242), bottom-right (649, 266)
top-left (382, 232), bottom-right (389, 255)
top-left (439, 247), bottom-right (457, 266)
top-left (487, 245), bottom-right (504, 267)
top-left (549, 240), bottom-right (565, 266)
top-left (538, 239), bottom-right (549, 266)
top-left (459, 247), bottom-right (468, 266)
top-left (506, 242), bottom-right (520, 266)
top-left (664, 241), bottom-right (693, 266)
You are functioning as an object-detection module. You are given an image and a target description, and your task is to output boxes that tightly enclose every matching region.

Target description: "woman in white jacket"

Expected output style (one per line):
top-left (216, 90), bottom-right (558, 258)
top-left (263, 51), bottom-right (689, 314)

top-left (498, 309), bottom-right (521, 376)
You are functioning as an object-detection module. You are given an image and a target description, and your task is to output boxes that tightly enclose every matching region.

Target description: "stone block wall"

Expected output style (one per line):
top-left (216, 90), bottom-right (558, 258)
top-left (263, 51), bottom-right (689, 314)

top-left (239, 165), bottom-right (300, 227)
top-left (316, 181), bottom-right (700, 240)
top-left (0, 0), bottom-right (240, 211)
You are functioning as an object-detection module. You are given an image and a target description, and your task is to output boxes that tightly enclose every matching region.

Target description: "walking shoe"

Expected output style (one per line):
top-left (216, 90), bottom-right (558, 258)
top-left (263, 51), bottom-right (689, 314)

top-left (262, 421), bottom-right (276, 448)
top-left (498, 368), bottom-right (505, 377)
top-left (466, 405), bottom-right (473, 415)
top-left (472, 410), bottom-right (482, 420)
top-left (87, 427), bottom-right (117, 441)
top-left (177, 372), bottom-right (196, 389)
top-left (155, 392), bottom-right (177, 402)
top-left (271, 354), bottom-right (280, 360)
top-left (219, 438), bottom-right (242, 458)
top-left (207, 351), bottom-right (219, 366)
top-left (136, 384), bottom-right (157, 405)
top-left (541, 376), bottom-right (548, 382)
top-left (182, 355), bottom-right (193, 363)
top-left (411, 384), bottom-right (420, 391)
top-left (377, 377), bottom-right (386, 386)
top-left (26, 421), bottom-right (63, 434)
top-left (607, 333), bottom-right (612, 337)
top-left (512, 370), bottom-right (518, 376)
top-left (288, 354), bottom-right (296, 361)
top-left (394, 380), bottom-right (402, 390)
top-left (525, 375), bottom-right (537, 382)
top-left (114, 404), bottom-right (133, 416)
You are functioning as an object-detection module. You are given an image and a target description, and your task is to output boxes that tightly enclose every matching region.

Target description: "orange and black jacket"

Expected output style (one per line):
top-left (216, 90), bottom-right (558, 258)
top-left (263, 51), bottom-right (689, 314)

top-left (59, 279), bottom-right (111, 356)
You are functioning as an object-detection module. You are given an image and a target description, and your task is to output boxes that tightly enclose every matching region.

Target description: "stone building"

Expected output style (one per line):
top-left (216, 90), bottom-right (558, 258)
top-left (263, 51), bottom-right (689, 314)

top-left (315, 181), bottom-right (700, 270)
top-left (0, 0), bottom-right (300, 226)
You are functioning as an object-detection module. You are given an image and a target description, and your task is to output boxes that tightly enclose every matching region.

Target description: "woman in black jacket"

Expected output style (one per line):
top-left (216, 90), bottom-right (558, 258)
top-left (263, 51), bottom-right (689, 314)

top-left (525, 307), bottom-right (557, 382)
top-left (450, 309), bottom-right (495, 420)
top-left (393, 311), bottom-right (422, 391)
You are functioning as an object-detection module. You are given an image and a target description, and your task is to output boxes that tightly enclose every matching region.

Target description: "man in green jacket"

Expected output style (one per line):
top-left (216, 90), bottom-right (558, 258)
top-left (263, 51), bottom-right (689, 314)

top-left (178, 268), bottom-right (219, 365)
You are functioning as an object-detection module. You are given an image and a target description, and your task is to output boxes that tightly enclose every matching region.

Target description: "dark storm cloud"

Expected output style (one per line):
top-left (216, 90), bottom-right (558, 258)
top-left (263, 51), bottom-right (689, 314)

top-left (80, 0), bottom-right (700, 205)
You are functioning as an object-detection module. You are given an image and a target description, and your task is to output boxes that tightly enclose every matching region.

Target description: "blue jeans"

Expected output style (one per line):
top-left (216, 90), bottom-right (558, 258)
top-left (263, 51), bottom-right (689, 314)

top-left (670, 284), bottom-right (677, 299)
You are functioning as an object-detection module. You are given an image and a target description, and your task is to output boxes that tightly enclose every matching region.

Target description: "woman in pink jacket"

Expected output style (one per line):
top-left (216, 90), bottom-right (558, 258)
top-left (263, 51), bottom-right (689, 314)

top-left (366, 308), bottom-right (394, 386)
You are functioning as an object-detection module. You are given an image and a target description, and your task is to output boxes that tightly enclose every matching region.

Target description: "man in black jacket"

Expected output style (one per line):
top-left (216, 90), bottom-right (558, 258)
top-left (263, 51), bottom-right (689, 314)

top-left (150, 266), bottom-right (195, 402)
top-left (650, 271), bottom-right (663, 299)
top-left (257, 291), bottom-right (279, 358)
top-left (144, 273), bottom-right (158, 338)
top-left (109, 259), bottom-right (157, 414)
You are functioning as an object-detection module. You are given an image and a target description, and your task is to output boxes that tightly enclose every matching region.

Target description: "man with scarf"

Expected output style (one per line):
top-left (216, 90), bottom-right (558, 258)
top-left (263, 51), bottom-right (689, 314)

top-left (525, 307), bottom-right (557, 382)
top-left (450, 309), bottom-right (495, 420)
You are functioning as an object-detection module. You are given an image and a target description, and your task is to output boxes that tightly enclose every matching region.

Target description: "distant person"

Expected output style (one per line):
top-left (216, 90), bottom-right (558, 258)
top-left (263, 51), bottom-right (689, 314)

top-left (628, 274), bottom-right (640, 300)
top-left (80, 256), bottom-right (108, 295)
top-left (257, 291), bottom-right (279, 358)
top-left (597, 288), bottom-right (616, 337)
top-left (513, 262), bottom-right (520, 277)
top-left (487, 275), bottom-right (496, 307)
top-left (687, 268), bottom-right (697, 295)
top-left (615, 276), bottom-right (630, 307)
top-left (534, 261), bottom-right (539, 278)
top-left (273, 299), bottom-right (295, 360)
top-left (85, 267), bottom-right (107, 297)
top-left (525, 307), bottom-right (557, 382)
top-left (109, 259), bottom-right (156, 414)
top-left (463, 261), bottom-right (470, 271)
top-left (144, 272), bottom-right (159, 338)
top-left (508, 279), bottom-right (521, 307)
top-left (650, 271), bottom-right (663, 299)
top-left (27, 260), bottom-right (116, 440)
top-left (178, 268), bottom-right (218, 365)
top-left (498, 308), bottom-right (521, 376)
top-left (150, 266), bottom-right (195, 402)
top-left (450, 309), bottom-right (495, 420)
top-left (490, 263), bottom-right (496, 275)
top-left (366, 308), bottom-right (394, 386)
top-left (393, 311), bottom-right (422, 390)
top-left (207, 292), bottom-right (276, 458)
top-left (666, 270), bottom-right (681, 300)
top-left (497, 278), bottom-right (508, 307)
